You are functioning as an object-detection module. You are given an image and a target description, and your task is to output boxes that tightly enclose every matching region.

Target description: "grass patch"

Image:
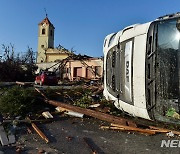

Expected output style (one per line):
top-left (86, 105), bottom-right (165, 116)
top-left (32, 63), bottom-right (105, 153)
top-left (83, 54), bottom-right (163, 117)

top-left (0, 85), bottom-right (123, 118)
top-left (0, 86), bottom-right (46, 117)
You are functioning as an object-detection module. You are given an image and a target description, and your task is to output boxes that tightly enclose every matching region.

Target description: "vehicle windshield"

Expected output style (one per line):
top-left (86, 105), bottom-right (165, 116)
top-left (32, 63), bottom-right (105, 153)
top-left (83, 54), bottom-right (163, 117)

top-left (42, 71), bottom-right (56, 76)
top-left (156, 18), bottom-right (180, 106)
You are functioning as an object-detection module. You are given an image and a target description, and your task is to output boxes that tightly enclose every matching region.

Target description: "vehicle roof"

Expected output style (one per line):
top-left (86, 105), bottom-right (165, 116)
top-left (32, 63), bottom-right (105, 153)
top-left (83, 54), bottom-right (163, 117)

top-left (103, 22), bottom-right (152, 52)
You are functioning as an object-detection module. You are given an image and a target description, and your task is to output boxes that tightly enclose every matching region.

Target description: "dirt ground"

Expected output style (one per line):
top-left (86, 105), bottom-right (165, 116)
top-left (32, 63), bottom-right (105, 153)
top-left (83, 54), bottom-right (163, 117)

top-left (0, 115), bottom-right (179, 154)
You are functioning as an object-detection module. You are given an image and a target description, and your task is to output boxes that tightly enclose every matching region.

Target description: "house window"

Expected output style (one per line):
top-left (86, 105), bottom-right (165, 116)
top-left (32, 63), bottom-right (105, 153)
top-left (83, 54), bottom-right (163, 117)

top-left (42, 28), bottom-right (45, 35)
top-left (95, 66), bottom-right (101, 77)
top-left (73, 67), bottom-right (82, 77)
top-left (41, 45), bottom-right (44, 48)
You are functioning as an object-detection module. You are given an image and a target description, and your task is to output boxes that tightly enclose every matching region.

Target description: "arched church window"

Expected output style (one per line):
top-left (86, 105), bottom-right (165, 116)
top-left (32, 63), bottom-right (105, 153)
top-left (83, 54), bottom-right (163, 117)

top-left (42, 28), bottom-right (45, 35)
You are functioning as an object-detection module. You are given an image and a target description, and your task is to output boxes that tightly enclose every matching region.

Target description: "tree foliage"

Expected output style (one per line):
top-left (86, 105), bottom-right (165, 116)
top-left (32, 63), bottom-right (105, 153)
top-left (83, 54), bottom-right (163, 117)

top-left (0, 44), bottom-right (37, 82)
top-left (0, 87), bottom-right (44, 116)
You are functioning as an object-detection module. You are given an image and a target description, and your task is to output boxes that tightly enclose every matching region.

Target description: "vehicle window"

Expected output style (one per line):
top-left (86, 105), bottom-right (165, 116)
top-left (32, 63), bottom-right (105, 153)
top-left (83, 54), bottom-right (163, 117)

top-left (108, 34), bottom-right (116, 47)
top-left (156, 19), bottom-right (180, 101)
top-left (45, 72), bottom-right (56, 76)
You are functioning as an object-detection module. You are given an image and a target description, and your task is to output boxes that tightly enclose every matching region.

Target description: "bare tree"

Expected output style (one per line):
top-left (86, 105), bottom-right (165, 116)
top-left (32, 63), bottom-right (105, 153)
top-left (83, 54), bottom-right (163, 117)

top-left (0, 44), bottom-right (37, 82)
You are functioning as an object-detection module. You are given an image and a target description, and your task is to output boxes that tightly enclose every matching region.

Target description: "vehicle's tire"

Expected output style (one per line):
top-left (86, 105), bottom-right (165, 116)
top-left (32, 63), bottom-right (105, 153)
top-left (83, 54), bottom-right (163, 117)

top-left (40, 80), bottom-right (43, 86)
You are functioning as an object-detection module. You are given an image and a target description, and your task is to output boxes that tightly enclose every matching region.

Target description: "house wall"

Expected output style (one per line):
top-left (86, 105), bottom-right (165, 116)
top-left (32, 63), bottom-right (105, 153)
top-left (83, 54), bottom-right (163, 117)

top-left (47, 54), bottom-right (69, 62)
top-left (64, 59), bottom-right (103, 81)
top-left (45, 48), bottom-right (69, 62)
top-left (36, 58), bottom-right (103, 81)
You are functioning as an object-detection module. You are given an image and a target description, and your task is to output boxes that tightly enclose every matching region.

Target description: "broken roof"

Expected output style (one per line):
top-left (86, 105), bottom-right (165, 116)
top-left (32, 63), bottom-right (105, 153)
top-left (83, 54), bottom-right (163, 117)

top-left (38, 17), bottom-right (55, 28)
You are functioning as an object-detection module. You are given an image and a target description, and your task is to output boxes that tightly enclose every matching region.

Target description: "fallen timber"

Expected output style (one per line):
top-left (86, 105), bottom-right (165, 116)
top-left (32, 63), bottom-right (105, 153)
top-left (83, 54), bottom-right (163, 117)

top-left (35, 88), bottom-right (180, 135)
top-left (27, 117), bottom-right (49, 143)
top-left (35, 88), bottom-right (129, 126)
top-left (16, 81), bottom-right (33, 87)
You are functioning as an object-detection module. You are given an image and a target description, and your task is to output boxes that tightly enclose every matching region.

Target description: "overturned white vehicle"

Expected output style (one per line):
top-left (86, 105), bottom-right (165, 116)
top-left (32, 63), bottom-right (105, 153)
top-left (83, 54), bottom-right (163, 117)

top-left (103, 13), bottom-right (180, 123)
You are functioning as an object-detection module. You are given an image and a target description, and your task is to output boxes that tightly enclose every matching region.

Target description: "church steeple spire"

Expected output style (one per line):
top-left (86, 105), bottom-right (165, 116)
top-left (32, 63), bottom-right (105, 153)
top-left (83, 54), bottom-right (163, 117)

top-left (37, 16), bottom-right (55, 63)
top-left (44, 8), bottom-right (48, 18)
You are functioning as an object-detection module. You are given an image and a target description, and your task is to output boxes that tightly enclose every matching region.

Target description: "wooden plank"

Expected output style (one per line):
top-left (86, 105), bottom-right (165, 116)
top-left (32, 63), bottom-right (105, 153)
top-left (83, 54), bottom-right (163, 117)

top-left (110, 124), bottom-right (156, 135)
top-left (36, 88), bottom-right (180, 136)
top-left (127, 121), bottom-right (137, 128)
top-left (149, 126), bottom-right (180, 135)
top-left (35, 88), bottom-right (48, 100)
top-left (42, 111), bottom-right (53, 119)
top-left (50, 100), bottom-right (129, 125)
top-left (0, 126), bottom-right (9, 146)
top-left (101, 126), bottom-right (156, 135)
top-left (31, 123), bottom-right (49, 143)
top-left (35, 88), bottom-right (131, 126)
top-left (16, 81), bottom-right (33, 87)
top-left (56, 107), bottom-right (70, 112)
top-left (16, 81), bottom-right (25, 86)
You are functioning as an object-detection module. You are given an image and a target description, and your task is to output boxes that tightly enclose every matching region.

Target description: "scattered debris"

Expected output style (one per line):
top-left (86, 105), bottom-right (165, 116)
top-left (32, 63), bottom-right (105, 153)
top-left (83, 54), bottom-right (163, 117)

top-left (8, 134), bottom-right (16, 144)
top-left (65, 111), bottom-right (84, 118)
top-left (16, 81), bottom-right (33, 87)
top-left (27, 127), bottom-right (33, 134)
top-left (89, 104), bottom-right (101, 108)
top-left (0, 126), bottom-right (9, 146)
top-left (1, 82), bottom-right (180, 153)
top-left (148, 126), bottom-right (180, 136)
top-left (16, 146), bottom-right (22, 154)
top-left (35, 88), bottom-right (180, 136)
top-left (55, 107), bottom-right (68, 112)
top-left (42, 111), bottom-right (53, 119)
top-left (100, 123), bottom-right (180, 136)
top-left (50, 99), bottom-right (128, 124)
top-left (31, 122), bottom-right (49, 143)
top-left (27, 117), bottom-right (49, 143)
top-left (16, 81), bottom-right (26, 86)
top-left (56, 107), bottom-right (84, 118)
top-left (35, 88), bottom-right (131, 126)
top-left (101, 124), bottom-right (156, 135)
top-left (166, 131), bottom-right (175, 138)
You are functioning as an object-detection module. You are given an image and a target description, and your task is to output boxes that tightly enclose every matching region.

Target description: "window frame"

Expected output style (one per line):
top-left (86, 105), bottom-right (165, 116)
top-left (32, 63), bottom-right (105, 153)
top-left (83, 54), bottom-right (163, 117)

top-left (42, 28), bottom-right (46, 35)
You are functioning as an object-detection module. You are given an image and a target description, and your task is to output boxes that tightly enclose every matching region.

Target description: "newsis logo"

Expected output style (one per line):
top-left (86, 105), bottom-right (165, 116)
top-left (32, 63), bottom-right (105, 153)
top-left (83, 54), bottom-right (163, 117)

top-left (161, 140), bottom-right (180, 148)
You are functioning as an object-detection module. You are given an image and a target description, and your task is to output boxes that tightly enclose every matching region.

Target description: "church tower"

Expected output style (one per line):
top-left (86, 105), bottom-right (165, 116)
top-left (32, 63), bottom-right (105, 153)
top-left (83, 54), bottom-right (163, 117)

top-left (37, 17), bottom-right (55, 63)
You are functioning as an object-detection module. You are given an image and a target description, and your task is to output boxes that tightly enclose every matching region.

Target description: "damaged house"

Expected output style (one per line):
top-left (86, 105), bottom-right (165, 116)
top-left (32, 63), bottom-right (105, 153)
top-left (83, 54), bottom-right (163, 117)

top-left (36, 16), bottom-right (103, 80)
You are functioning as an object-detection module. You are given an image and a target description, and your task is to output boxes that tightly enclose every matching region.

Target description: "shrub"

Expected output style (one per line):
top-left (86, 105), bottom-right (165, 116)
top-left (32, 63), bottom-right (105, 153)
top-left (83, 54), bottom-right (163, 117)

top-left (0, 86), bottom-right (44, 117)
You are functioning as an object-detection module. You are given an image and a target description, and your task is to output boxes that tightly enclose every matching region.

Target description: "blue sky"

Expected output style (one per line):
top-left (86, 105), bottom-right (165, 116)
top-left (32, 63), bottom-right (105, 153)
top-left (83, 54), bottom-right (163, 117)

top-left (0, 0), bottom-right (180, 57)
